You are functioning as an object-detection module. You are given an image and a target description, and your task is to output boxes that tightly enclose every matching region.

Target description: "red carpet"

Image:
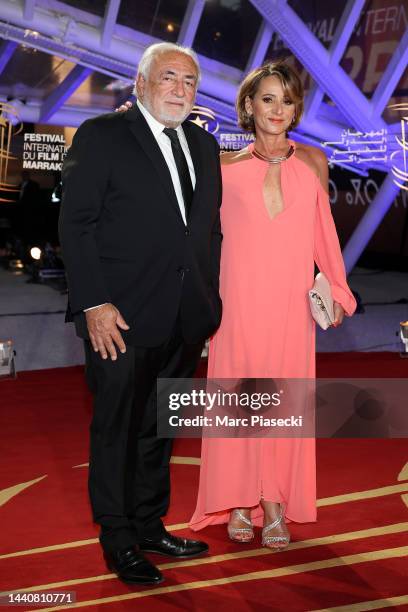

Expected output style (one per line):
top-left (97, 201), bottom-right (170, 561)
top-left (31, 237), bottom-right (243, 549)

top-left (0, 353), bottom-right (407, 611)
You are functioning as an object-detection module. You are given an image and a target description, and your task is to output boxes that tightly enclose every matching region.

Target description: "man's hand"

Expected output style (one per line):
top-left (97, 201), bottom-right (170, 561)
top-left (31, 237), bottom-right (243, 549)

top-left (86, 303), bottom-right (130, 360)
top-left (332, 302), bottom-right (345, 328)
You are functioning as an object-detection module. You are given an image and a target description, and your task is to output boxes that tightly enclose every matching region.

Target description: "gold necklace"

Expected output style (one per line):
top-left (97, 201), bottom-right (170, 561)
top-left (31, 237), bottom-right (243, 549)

top-left (252, 144), bottom-right (295, 164)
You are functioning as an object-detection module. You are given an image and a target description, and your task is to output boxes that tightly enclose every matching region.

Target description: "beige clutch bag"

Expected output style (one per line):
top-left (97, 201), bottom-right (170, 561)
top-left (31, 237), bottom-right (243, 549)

top-left (308, 272), bottom-right (335, 330)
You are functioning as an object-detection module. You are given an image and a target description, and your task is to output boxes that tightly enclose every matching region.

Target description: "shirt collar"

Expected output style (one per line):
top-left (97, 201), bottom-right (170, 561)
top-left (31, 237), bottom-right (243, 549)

top-left (136, 99), bottom-right (185, 139)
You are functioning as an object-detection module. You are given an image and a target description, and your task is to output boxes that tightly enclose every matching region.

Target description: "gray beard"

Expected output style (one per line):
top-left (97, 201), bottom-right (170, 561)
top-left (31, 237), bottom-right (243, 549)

top-left (143, 95), bottom-right (191, 127)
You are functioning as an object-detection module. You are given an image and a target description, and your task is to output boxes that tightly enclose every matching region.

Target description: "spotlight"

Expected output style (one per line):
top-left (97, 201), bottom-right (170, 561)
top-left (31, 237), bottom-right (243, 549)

top-left (8, 259), bottom-right (24, 271)
top-left (166, 23), bottom-right (175, 32)
top-left (51, 182), bottom-right (62, 203)
top-left (30, 246), bottom-right (42, 260)
top-left (27, 243), bottom-right (66, 284)
top-left (24, 29), bottom-right (40, 38)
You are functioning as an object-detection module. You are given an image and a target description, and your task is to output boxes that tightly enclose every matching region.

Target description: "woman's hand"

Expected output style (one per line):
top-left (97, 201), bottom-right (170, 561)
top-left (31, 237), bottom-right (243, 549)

top-left (115, 100), bottom-right (133, 112)
top-left (332, 302), bottom-right (345, 327)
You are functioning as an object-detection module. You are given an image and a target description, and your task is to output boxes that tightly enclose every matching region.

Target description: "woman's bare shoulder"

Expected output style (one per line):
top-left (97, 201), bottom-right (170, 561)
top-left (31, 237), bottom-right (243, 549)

top-left (220, 147), bottom-right (252, 166)
top-left (295, 143), bottom-right (327, 178)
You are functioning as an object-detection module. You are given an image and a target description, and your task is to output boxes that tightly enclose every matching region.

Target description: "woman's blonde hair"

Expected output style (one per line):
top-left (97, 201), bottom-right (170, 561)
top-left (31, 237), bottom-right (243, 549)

top-left (236, 61), bottom-right (304, 133)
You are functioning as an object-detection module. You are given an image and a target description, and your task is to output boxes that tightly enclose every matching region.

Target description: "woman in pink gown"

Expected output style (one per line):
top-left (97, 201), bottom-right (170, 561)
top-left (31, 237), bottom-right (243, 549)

top-left (189, 62), bottom-right (356, 547)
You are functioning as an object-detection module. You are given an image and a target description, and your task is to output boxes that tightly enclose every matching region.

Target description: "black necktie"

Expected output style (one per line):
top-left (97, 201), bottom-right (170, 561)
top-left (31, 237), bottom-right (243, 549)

top-left (163, 127), bottom-right (193, 219)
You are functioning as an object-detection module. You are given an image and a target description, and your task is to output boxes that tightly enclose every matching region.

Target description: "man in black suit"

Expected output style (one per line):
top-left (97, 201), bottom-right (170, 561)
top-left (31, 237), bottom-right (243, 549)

top-left (59, 42), bottom-right (222, 585)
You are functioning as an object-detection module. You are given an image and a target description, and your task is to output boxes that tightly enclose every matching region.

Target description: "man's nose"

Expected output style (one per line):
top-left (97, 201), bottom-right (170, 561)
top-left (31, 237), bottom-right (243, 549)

top-left (173, 79), bottom-right (186, 97)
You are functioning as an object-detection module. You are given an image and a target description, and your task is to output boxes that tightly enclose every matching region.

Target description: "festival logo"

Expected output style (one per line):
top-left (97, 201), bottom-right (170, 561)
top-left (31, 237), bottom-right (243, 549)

top-left (0, 102), bottom-right (23, 202)
top-left (23, 132), bottom-right (67, 172)
top-left (189, 105), bottom-right (219, 135)
top-left (323, 128), bottom-right (388, 167)
top-left (389, 103), bottom-right (408, 192)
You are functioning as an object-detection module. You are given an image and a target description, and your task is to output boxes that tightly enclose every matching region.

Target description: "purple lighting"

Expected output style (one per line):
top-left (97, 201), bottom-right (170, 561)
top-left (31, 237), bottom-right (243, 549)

top-left (0, 40), bottom-right (18, 77)
top-left (250, 0), bottom-right (386, 133)
top-left (178, 0), bottom-right (205, 47)
top-left (342, 173), bottom-right (402, 273)
top-left (0, 0), bottom-right (405, 271)
top-left (39, 65), bottom-right (93, 123)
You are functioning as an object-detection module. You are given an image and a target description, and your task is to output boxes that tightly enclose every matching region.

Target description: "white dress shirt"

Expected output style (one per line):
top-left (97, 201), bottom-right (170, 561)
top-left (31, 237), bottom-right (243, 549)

top-left (84, 99), bottom-right (196, 312)
top-left (136, 99), bottom-right (196, 225)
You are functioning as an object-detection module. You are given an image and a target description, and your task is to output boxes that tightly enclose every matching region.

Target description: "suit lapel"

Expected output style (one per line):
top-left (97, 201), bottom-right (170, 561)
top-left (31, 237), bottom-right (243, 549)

top-left (125, 106), bottom-right (183, 222)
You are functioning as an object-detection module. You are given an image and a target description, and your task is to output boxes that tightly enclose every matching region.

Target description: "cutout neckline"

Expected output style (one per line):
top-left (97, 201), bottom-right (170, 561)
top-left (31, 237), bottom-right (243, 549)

top-left (248, 139), bottom-right (296, 160)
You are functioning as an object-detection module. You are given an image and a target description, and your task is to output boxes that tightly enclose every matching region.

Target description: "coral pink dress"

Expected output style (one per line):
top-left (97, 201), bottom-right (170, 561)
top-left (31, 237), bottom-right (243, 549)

top-left (189, 141), bottom-right (356, 530)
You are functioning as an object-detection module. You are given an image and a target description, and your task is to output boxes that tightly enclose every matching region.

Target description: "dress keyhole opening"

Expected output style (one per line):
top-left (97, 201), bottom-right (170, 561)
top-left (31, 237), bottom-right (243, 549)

top-left (262, 164), bottom-right (285, 221)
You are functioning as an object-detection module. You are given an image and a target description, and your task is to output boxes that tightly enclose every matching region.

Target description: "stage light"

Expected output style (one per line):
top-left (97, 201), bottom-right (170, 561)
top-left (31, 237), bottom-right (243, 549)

top-left (400, 321), bottom-right (408, 357)
top-left (166, 23), bottom-right (175, 32)
top-left (8, 259), bottom-right (24, 271)
top-left (51, 182), bottom-right (62, 203)
top-left (30, 247), bottom-right (42, 260)
top-left (24, 29), bottom-right (39, 38)
top-left (0, 340), bottom-right (16, 379)
top-left (28, 243), bottom-right (66, 284)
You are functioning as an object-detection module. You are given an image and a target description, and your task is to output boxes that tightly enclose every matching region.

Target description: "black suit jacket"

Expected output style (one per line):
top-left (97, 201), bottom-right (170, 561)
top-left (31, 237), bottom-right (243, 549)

top-left (58, 106), bottom-right (222, 346)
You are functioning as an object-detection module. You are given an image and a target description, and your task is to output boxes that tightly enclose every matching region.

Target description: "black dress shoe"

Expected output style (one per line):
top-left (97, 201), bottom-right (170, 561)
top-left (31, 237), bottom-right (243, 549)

top-left (139, 532), bottom-right (209, 558)
top-left (105, 546), bottom-right (164, 585)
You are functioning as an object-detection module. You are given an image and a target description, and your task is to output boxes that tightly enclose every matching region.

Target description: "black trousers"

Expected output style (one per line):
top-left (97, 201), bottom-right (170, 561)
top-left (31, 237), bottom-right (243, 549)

top-left (84, 317), bottom-right (204, 553)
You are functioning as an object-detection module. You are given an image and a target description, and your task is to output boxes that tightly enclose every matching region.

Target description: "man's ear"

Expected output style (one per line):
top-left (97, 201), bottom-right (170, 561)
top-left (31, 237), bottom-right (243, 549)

top-left (135, 74), bottom-right (145, 100)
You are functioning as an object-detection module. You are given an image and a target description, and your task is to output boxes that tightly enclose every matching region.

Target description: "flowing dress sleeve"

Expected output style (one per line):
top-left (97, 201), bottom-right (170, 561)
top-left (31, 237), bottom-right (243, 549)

top-left (313, 180), bottom-right (357, 316)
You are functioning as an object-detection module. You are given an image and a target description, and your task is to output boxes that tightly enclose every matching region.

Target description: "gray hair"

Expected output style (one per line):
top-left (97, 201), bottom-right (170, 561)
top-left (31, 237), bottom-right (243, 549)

top-left (137, 42), bottom-right (201, 82)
